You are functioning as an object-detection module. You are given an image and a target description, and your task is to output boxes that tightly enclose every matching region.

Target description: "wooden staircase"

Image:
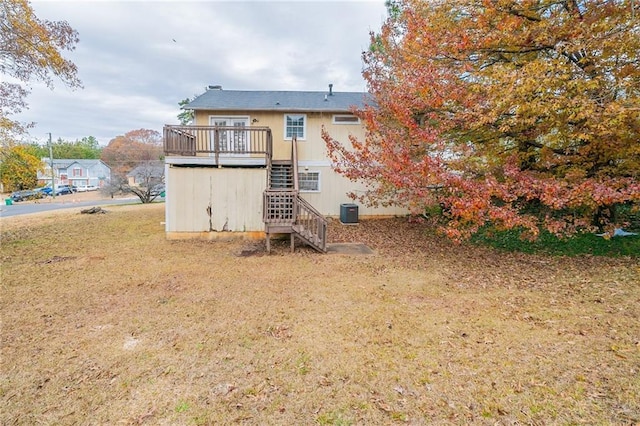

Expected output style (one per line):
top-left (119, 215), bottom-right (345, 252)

top-left (263, 190), bottom-right (327, 253)
top-left (269, 161), bottom-right (294, 189)
top-left (263, 138), bottom-right (327, 253)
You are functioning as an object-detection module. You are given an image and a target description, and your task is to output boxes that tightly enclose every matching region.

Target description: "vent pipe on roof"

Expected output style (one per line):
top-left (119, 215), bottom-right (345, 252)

top-left (207, 85), bottom-right (222, 90)
top-left (329, 83), bottom-right (333, 96)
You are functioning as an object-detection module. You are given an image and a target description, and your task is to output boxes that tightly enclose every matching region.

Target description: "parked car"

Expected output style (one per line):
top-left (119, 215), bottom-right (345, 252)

top-left (39, 184), bottom-right (77, 196)
top-left (77, 184), bottom-right (98, 192)
top-left (56, 185), bottom-right (76, 195)
top-left (10, 189), bottom-right (44, 202)
top-left (33, 187), bottom-right (49, 195)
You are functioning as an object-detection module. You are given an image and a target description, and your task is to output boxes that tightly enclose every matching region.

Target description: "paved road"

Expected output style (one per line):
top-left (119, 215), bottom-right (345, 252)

top-left (0, 197), bottom-right (146, 218)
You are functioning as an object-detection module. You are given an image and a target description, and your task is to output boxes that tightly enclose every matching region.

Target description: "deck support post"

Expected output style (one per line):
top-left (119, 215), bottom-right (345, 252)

top-left (266, 231), bottom-right (271, 254)
top-left (290, 233), bottom-right (295, 253)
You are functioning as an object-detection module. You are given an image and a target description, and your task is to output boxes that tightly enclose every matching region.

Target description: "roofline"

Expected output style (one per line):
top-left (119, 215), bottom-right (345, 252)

top-left (195, 89), bottom-right (367, 94)
top-left (189, 107), bottom-right (358, 112)
top-left (185, 89), bottom-right (372, 112)
top-left (43, 158), bottom-right (110, 167)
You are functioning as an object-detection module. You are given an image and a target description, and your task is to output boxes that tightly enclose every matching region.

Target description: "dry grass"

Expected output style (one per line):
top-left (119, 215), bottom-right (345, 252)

top-left (1, 204), bottom-right (639, 425)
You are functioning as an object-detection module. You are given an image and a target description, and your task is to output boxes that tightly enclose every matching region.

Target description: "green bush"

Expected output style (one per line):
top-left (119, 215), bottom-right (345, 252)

top-left (472, 227), bottom-right (639, 257)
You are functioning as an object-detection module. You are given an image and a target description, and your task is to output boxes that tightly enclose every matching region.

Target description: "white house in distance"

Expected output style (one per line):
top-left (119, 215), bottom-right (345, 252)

top-left (38, 158), bottom-right (111, 188)
top-left (163, 85), bottom-right (407, 252)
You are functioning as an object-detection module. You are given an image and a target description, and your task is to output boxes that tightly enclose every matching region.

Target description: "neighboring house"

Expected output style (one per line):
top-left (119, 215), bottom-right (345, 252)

top-left (126, 161), bottom-right (164, 186)
top-left (163, 85), bottom-right (407, 252)
top-left (38, 158), bottom-right (111, 188)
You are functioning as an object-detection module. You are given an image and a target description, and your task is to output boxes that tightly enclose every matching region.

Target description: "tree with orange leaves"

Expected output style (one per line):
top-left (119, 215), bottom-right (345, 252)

top-left (323, 0), bottom-right (639, 239)
top-left (100, 129), bottom-right (163, 176)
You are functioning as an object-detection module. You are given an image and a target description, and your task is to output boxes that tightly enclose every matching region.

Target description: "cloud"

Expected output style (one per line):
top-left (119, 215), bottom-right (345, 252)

top-left (19, 1), bottom-right (388, 145)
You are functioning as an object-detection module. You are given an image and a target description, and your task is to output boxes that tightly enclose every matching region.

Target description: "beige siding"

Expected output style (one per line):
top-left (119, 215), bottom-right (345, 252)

top-left (166, 165), bottom-right (266, 233)
top-left (194, 110), bottom-right (365, 162)
top-left (173, 109), bottom-right (408, 236)
top-left (297, 112), bottom-right (365, 162)
top-left (297, 165), bottom-right (407, 217)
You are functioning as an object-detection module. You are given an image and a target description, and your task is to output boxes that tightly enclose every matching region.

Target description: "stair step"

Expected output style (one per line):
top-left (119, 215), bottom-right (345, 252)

top-left (291, 225), bottom-right (324, 250)
top-left (270, 163), bottom-right (294, 189)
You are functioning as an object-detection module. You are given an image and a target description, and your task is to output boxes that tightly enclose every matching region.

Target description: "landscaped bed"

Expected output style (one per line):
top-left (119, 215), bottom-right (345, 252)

top-left (1, 203), bottom-right (638, 424)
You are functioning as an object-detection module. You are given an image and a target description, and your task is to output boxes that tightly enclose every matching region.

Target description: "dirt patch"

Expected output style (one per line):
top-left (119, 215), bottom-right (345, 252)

top-left (237, 241), bottom-right (266, 257)
top-left (1, 204), bottom-right (639, 425)
top-left (36, 255), bottom-right (77, 264)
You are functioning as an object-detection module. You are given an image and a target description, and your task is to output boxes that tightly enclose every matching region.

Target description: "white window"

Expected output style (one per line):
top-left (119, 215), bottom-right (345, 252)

top-left (332, 114), bottom-right (360, 125)
top-left (298, 171), bottom-right (320, 192)
top-left (285, 114), bottom-right (306, 140)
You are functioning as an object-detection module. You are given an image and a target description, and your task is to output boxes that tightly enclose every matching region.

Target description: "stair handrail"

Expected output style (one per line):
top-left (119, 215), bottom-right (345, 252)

top-left (291, 135), bottom-right (299, 192)
top-left (294, 194), bottom-right (328, 252)
top-left (266, 130), bottom-right (273, 187)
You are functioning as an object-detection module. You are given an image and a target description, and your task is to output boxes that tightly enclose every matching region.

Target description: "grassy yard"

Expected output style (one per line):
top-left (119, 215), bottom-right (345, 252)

top-left (1, 203), bottom-right (639, 425)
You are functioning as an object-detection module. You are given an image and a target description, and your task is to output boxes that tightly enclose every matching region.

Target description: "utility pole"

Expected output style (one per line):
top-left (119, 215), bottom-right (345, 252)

top-left (48, 133), bottom-right (55, 199)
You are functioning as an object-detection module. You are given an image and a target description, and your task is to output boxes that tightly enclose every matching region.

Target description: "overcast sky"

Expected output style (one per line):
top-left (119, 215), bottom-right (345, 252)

top-left (16, 0), bottom-right (388, 146)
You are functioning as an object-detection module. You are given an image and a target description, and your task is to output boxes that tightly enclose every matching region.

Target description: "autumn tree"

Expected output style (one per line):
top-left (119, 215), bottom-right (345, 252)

top-left (100, 129), bottom-right (163, 176)
top-left (323, 0), bottom-right (640, 239)
top-left (0, 0), bottom-right (81, 143)
top-left (0, 144), bottom-right (42, 190)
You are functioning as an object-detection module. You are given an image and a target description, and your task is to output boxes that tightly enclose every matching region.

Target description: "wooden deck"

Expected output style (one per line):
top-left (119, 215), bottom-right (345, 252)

top-left (164, 125), bottom-right (272, 166)
top-left (163, 126), bottom-right (327, 253)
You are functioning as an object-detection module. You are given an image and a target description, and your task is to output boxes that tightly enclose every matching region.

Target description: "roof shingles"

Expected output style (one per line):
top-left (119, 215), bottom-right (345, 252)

top-left (186, 90), bottom-right (372, 112)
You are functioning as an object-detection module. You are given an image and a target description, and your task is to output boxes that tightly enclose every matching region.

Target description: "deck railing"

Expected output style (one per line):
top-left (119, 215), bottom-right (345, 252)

top-left (263, 189), bottom-right (296, 225)
top-left (163, 125), bottom-right (272, 163)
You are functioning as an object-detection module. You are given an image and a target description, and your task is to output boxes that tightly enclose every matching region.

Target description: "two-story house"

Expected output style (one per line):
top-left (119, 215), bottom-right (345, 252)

top-left (38, 159), bottom-right (111, 188)
top-left (163, 85), bottom-right (407, 252)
